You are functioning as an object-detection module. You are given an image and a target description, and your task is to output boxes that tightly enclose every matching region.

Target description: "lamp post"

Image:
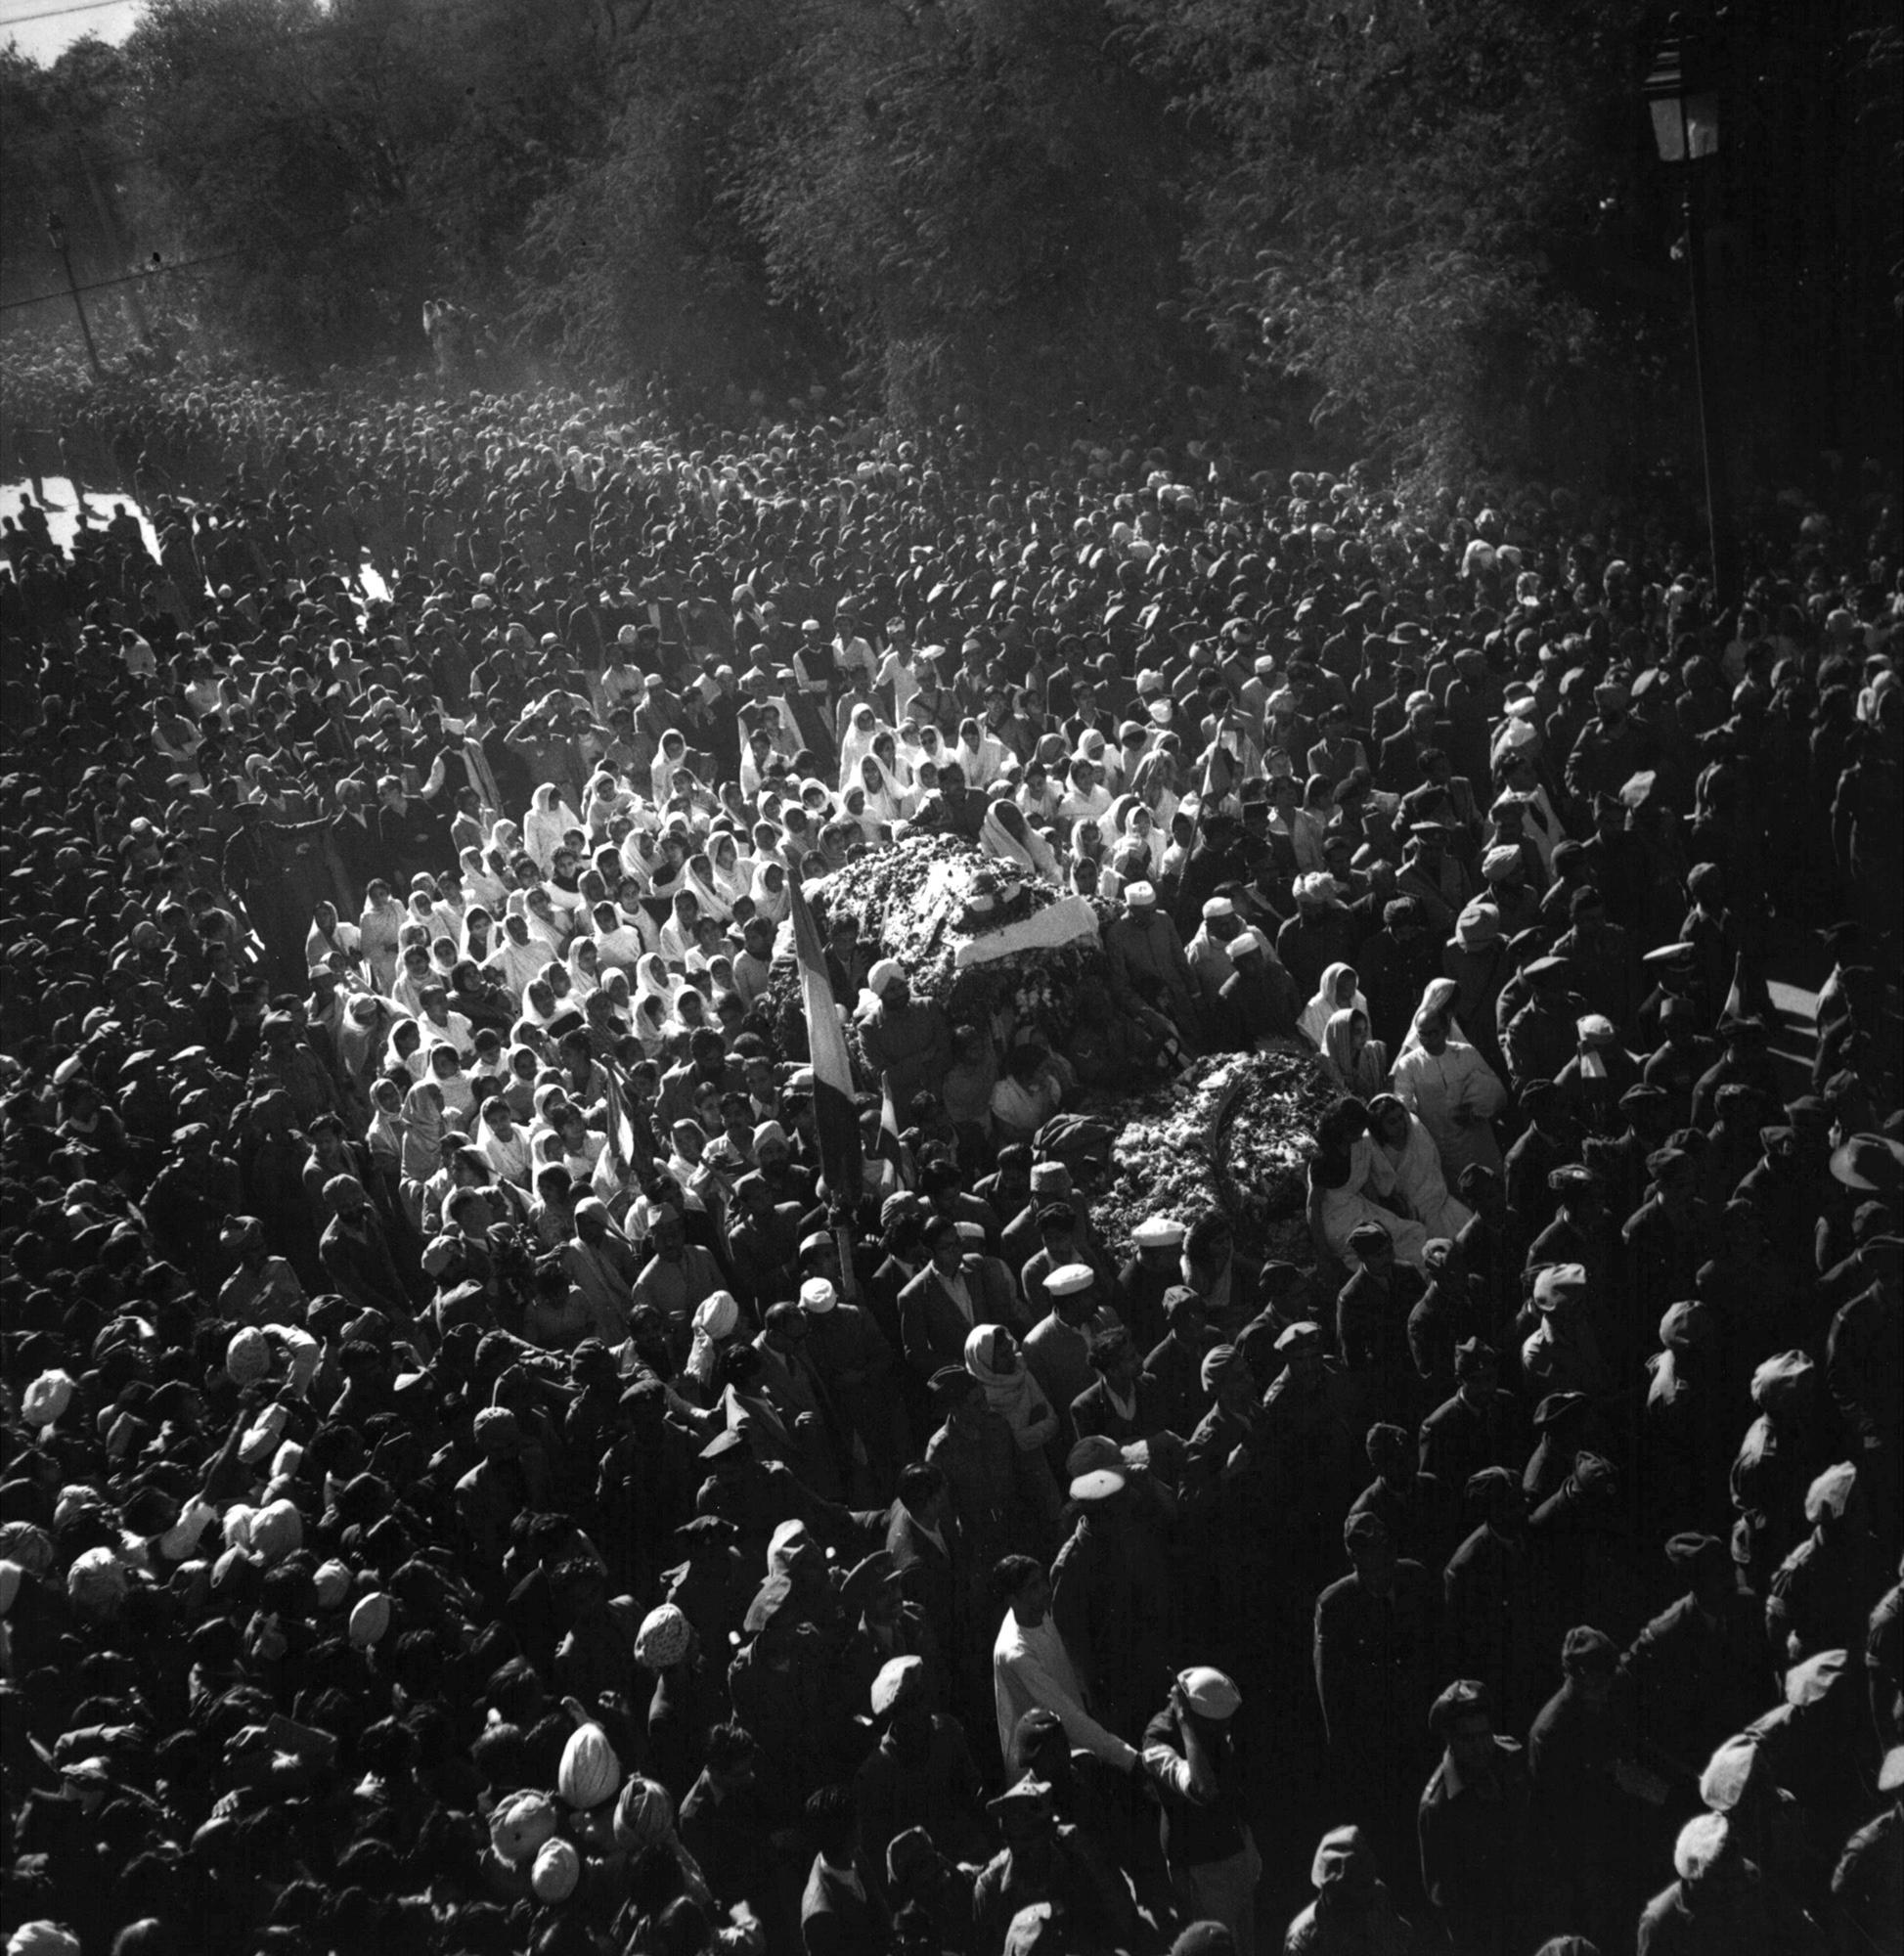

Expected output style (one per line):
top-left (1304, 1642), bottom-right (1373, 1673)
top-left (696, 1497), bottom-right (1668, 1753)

top-left (1644, 20), bottom-right (1731, 612)
top-left (45, 210), bottom-right (105, 380)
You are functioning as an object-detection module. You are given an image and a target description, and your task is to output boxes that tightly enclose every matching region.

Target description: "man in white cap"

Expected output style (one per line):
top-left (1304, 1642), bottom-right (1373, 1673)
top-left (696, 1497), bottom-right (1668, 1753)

top-left (1280, 1824), bottom-right (1414, 1956)
top-left (1116, 1213), bottom-right (1188, 1353)
top-left (1141, 1666), bottom-right (1258, 1950)
top-left (1050, 1449), bottom-right (1175, 1747)
top-left (1216, 923), bottom-right (1302, 1050)
top-left (1636, 1809), bottom-right (1817, 1955)
top-left (1184, 895), bottom-right (1244, 1020)
top-left (861, 958), bottom-right (953, 1110)
top-left (1023, 1261), bottom-right (1112, 1418)
top-left (1103, 879), bottom-right (1201, 1044)
top-left (1277, 872), bottom-right (1356, 1002)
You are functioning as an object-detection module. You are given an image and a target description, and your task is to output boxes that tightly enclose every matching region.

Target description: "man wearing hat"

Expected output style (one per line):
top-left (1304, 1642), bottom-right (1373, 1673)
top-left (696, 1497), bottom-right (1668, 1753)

top-left (1622, 1146), bottom-right (1719, 1333)
top-left (1419, 1340), bottom-right (1525, 1493)
top-left (1526, 1164), bottom-right (1616, 1290)
top-left (1184, 896), bottom-right (1245, 1025)
top-left (1313, 1510), bottom-right (1440, 1831)
top-left (1138, 1285), bottom-right (1212, 1440)
top-left (800, 1271), bottom-right (906, 1495)
top-left (1334, 1222), bottom-right (1426, 1381)
top-left (1395, 820), bottom-right (1471, 943)
top-left (1277, 872), bottom-right (1357, 1002)
top-left (1280, 1823), bottom-right (1414, 1955)
top-left (1520, 1264), bottom-right (1607, 1400)
top-left (1444, 898), bottom-right (1511, 1065)
top-left (1104, 879), bottom-right (1202, 1043)
top-left (723, 1169), bottom-right (804, 1310)
top-left (860, 960), bottom-right (953, 1112)
top-left (1565, 677), bottom-right (1653, 810)
top-left (1620, 1534), bottom-right (1766, 1780)
top-left (1502, 956), bottom-right (1582, 1093)
top-left (838, 1547), bottom-right (939, 1712)
top-left (1257, 1321), bottom-right (1361, 1569)
top-left (1549, 885), bottom-right (1638, 1038)
top-left (1023, 1261), bottom-right (1114, 1419)
top-left (730, 1569), bottom-right (857, 1819)
top-left (1833, 1744), bottom-right (1904, 1956)
top-left (969, 1774), bottom-right (1137, 1954)
top-left (1050, 1444), bottom-right (1174, 1741)
top-left (1526, 1623), bottom-right (1661, 1944)
top-left (1636, 1809), bottom-right (1818, 1956)
top-left (1140, 1667), bottom-right (1257, 1950)
top-left (857, 1651), bottom-right (991, 1896)
top-left (1417, 1679), bottom-right (1537, 1954)
top-left (1766, 1462), bottom-right (1882, 1666)
top-left (898, 1212), bottom-right (1019, 1380)
top-left (1115, 1213), bottom-right (1188, 1354)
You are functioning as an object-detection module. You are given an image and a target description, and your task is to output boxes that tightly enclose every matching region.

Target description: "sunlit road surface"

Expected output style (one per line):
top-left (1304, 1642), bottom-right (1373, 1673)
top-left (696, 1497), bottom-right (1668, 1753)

top-left (3, 476), bottom-right (163, 558)
top-left (3, 476), bottom-right (393, 608)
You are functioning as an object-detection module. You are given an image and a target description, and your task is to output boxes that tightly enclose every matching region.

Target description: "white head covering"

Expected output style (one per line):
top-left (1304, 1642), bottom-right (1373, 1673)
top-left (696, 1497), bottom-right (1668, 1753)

top-left (1300, 962), bottom-right (1367, 1049)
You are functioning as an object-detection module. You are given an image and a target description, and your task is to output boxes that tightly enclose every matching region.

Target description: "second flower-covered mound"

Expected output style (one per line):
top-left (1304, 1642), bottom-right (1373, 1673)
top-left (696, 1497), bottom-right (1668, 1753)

top-left (1091, 1045), bottom-right (1338, 1265)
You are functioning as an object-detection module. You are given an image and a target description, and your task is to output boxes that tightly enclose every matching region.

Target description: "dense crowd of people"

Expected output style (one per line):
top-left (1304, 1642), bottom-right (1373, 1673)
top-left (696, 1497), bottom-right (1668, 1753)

top-left (0, 373), bottom-right (1899, 1956)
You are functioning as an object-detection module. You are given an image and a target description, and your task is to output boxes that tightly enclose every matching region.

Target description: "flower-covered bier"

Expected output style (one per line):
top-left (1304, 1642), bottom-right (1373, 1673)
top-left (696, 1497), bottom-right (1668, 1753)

top-left (1091, 1045), bottom-right (1336, 1264)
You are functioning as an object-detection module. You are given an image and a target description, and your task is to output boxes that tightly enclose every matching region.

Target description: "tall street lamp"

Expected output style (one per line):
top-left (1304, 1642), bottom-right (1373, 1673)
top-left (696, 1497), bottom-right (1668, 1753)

top-left (46, 210), bottom-right (105, 381)
top-left (1644, 19), bottom-right (1732, 611)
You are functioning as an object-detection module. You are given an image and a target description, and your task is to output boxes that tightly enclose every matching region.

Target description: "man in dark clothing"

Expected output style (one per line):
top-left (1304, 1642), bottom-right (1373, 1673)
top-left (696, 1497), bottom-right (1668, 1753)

top-left (1528, 1624), bottom-right (1660, 1950)
top-left (1315, 1509), bottom-right (1442, 1868)
top-left (1419, 1340), bottom-right (1524, 1492)
top-left (1620, 1532), bottom-right (1768, 1788)
top-left (1444, 1467), bottom-right (1545, 1733)
top-left (1417, 1679), bottom-right (1541, 1956)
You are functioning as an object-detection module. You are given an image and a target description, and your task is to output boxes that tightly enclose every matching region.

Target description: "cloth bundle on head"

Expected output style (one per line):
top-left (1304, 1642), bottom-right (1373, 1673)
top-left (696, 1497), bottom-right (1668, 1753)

top-left (1803, 1461), bottom-right (1858, 1523)
top-left (248, 1497), bottom-right (303, 1563)
top-left (66, 1546), bottom-right (126, 1616)
top-left (686, 1289), bottom-right (742, 1389)
top-left (635, 1603), bottom-right (691, 1670)
top-left (348, 1591), bottom-right (392, 1648)
top-left (614, 1774), bottom-right (676, 1849)
top-left (226, 1326), bottom-right (272, 1386)
top-left (558, 1712), bottom-right (623, 1810)
top-left (1175, 1666), bottom-right (1241, 1719)
top-left (531, 1837), bottom-right (580, 1902)
top-left (491, 1790), bottom-right (559, 1865)
top-left (21, 1370), bottom-right (74, 1430)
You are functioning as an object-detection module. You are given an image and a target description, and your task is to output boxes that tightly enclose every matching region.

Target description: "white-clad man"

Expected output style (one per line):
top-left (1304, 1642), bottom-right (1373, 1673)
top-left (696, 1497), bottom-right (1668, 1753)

top-left (991, 1551), bottom-right (1139, 1775)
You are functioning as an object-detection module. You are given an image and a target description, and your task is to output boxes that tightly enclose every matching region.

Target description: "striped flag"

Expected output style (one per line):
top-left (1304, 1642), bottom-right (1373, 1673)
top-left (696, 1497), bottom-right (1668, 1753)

top-left (788, 871), bottom-right (864, 1201)
top-left (593, 1056), bottom-right (652, 1205)
top-left (877, 1071), bottom-right (915, 1189)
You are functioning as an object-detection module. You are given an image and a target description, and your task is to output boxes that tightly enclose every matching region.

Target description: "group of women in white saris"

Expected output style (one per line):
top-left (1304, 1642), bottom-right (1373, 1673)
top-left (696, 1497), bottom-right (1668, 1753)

top-left (1299, 961), bottom-right (1511, 1272)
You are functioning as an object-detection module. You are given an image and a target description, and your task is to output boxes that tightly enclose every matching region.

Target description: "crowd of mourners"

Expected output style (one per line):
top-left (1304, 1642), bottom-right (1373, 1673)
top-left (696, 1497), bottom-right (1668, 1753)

top-left (0, 372), bottom-right (1899, 1956)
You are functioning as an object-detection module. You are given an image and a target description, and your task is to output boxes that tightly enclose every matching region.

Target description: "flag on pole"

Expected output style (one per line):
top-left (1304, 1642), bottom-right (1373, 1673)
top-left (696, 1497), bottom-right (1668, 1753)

top-left (593, 1065), bottom-right (635, 1203)
top-left (593, 1056), bottom-right (653, 1206)
top-left (877, 1072), bottom-right (915, 1190)
top-left (788, 871), bottom-right (864, 1201)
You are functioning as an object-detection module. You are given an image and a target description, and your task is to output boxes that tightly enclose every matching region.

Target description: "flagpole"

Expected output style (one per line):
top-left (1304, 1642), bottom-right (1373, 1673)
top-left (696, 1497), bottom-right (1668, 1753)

top-left (832, 1211), bottom-right (861, 1303)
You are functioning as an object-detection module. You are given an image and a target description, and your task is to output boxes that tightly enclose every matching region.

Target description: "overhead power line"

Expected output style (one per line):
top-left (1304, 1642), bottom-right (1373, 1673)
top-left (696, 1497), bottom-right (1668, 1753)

top-left (0, 0), bottom-right (140, 26)
top-left (0, 225), bottom-right (353, 312)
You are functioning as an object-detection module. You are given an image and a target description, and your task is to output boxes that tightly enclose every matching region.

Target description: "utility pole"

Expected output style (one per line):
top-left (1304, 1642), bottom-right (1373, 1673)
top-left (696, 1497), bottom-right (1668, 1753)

top-left (76, 144), bottom-right (150, 341)
top-left (46, 211), bottom-right (105, 379)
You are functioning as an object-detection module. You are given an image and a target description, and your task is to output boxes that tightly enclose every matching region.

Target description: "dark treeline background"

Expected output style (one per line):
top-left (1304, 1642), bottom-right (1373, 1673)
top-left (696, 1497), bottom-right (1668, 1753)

top-left (3, 0), bottom-right (1899, 497)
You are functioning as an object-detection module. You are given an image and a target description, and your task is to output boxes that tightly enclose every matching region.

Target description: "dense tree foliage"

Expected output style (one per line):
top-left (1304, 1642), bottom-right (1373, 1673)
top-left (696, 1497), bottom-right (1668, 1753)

top-left (3, 0), bottom-right (1897, 489)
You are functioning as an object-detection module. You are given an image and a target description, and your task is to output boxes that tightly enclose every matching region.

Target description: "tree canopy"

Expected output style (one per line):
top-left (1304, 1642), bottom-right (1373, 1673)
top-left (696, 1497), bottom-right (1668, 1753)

top-left (3, 0), bottom-right (1897, 492)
